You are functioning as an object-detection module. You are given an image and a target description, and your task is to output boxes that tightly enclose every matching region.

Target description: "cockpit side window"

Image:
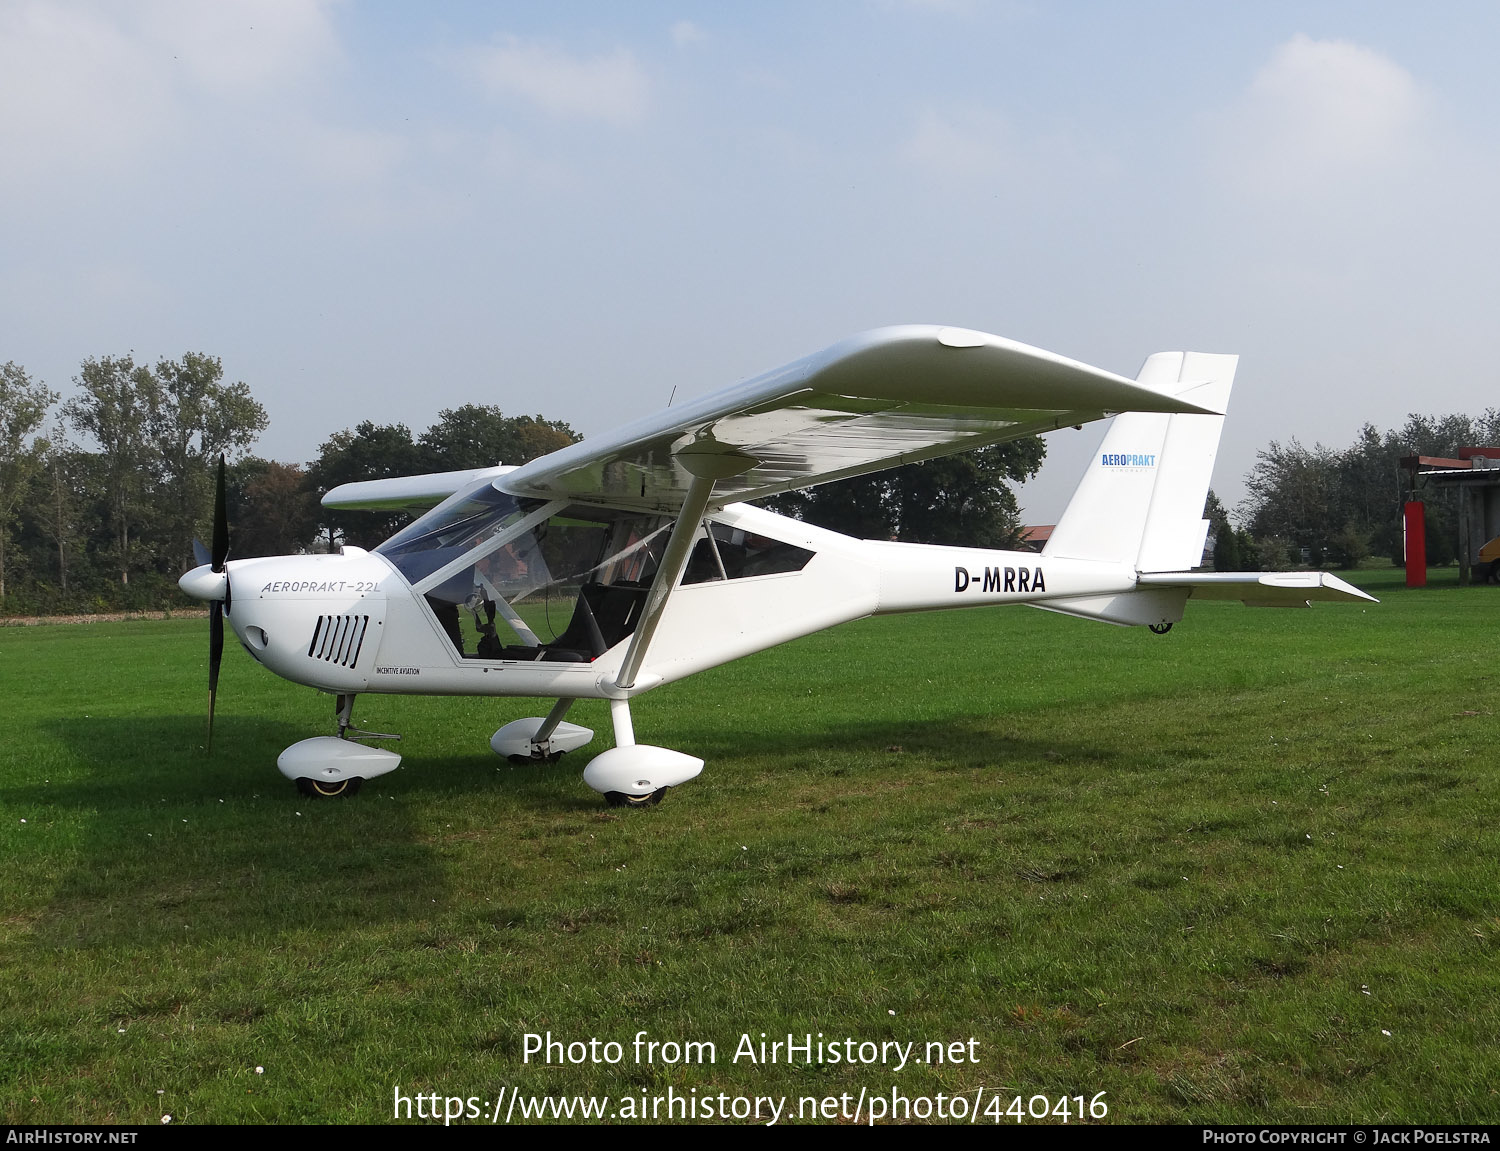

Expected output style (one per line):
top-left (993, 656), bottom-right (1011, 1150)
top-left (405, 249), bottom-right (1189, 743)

top-left (683, 520), bottom-right (815, 584)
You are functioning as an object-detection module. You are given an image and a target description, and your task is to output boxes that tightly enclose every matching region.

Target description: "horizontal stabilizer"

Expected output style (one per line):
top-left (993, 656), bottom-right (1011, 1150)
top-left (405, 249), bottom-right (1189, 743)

top-left (322, 466), bottom-right (514, 512)
top-left (1137, 571), bottom-right (1378, 607)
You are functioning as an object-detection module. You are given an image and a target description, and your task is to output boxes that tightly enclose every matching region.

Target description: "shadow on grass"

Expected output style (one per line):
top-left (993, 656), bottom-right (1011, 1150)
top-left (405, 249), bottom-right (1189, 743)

top-left (21, 702), bottom-right (1136, 951)
top-left (25, 715), bottom-right (463, 947)
top-left (665, 712), bottom-right (1128, 774)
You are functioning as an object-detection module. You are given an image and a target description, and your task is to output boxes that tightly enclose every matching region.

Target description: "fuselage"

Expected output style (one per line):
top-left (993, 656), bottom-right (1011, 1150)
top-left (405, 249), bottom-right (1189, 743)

top-left (194, 499), bottom-right (1139, 703)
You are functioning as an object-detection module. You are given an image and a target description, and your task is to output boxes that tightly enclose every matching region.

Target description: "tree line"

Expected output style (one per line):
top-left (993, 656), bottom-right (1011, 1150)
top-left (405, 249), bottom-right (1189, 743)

top-left (1214, 411), bottom-right (1500, 572)
top-left (3, 349), bottom-right (1496, 615)
top-left (0, 354), bottom-right (574, 615)
top-left (763, 439), bottom-right (1047, 548)
top-left (0, 350), bottom-right (1053, 617)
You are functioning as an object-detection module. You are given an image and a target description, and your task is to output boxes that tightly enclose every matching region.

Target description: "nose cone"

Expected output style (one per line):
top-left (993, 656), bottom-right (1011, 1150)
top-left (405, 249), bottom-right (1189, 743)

top-left (179, 564), bottom-right (228, 601)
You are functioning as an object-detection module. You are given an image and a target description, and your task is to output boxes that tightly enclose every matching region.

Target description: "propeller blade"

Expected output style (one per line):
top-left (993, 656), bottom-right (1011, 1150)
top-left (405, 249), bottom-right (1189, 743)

top-left (211, 455), bottom-right (229, 572)
top-left (206, 455), bottom-right (230, 751)
top-left (192, 538), bottom-right (210, 568)
top-left (208, 603), bottom-right (224, 751)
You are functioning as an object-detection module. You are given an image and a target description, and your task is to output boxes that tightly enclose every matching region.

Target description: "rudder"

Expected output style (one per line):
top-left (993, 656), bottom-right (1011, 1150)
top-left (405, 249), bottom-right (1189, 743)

top-left (1043, 352), bottom-right (1236, 572)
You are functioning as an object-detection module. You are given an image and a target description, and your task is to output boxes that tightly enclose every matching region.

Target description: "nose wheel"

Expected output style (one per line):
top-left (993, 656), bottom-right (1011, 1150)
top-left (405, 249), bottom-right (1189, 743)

top-left (296, 776), bottom-right (363, 798)
top-left (278, 695), bottom-right (403, 797)
top-left (605, 787), bottom-right (667, 808)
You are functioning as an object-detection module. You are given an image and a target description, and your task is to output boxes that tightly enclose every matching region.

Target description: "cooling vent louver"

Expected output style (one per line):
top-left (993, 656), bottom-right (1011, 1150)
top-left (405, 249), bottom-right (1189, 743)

top-left (307, 614), bottom-right (370, 668)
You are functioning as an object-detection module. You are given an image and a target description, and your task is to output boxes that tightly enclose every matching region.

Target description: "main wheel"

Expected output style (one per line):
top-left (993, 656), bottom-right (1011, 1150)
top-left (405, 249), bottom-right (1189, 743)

top-left (296, 776), bottom-right (363, 798)
top-left (604, 787), bottom-right (667, 808)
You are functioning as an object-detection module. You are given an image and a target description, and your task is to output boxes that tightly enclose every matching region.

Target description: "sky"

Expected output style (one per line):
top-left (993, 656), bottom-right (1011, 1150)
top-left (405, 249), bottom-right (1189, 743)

top-left (4, 1), bottom-right (1499, 522)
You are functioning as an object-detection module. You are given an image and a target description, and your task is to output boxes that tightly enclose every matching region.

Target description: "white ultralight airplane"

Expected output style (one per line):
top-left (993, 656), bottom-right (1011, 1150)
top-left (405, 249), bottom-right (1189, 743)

top-left (179, 326), bottom-right (1373, 805)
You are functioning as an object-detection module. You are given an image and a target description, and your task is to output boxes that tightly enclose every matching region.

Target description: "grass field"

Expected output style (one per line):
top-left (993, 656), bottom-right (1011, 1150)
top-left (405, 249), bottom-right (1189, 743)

top-left (2, 566), bottom-right (1498, 1125)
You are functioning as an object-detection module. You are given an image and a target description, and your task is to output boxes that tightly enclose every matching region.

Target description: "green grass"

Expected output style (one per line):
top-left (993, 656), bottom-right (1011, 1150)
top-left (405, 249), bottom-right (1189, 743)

top-left (2, 571), bottom-right (1498, 1124)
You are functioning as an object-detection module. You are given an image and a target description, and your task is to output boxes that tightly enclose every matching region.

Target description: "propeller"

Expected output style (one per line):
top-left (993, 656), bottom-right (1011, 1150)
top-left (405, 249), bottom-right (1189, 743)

top-left (207, 455), bottom-right (230, 751)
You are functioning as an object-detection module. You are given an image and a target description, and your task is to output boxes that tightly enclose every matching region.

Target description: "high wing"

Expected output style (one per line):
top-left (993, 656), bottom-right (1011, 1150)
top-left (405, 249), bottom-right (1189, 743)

top-left (322, 466), bottom-right (513, 513)
top-left (499, 325), bottom-right (1225, 512)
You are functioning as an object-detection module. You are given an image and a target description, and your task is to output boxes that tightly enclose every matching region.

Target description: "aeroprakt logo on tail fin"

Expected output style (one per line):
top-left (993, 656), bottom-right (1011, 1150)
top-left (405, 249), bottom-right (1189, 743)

top-left (1101, 453), bottom-right (1156, 467)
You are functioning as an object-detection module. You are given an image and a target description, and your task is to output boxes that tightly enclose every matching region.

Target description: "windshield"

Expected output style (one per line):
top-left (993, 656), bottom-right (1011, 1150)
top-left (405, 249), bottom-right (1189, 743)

top-left (378, 483), bottom-right (673, 660)
top-left (376, 483), bottom-right (536, 575)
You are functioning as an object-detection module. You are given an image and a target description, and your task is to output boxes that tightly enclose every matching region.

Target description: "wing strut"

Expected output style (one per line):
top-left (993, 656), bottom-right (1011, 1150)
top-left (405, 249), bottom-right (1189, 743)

top-left (614, 445), bottom-right (757, 691)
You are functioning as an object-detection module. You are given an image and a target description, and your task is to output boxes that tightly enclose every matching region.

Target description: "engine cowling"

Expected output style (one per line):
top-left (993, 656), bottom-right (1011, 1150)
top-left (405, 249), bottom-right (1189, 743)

top-left (221, 548), bottom-right (391, 692)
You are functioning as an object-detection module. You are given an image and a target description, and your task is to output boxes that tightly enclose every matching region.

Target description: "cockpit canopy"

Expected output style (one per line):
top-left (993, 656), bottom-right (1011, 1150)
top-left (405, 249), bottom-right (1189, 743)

top-left (375, 479), bottom-right (813, 661)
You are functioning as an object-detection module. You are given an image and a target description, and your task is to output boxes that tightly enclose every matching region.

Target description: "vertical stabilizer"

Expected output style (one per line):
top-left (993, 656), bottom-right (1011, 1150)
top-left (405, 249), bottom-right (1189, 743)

top-left (1043, 352), bottom-right (1236, 571)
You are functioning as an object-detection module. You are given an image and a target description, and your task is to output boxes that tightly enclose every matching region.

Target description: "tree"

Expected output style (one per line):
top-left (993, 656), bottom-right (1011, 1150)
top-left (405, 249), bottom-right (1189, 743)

top-left (1205, 490), bottom-right (1239, 570)
top-left (307, 410), bottom-right (581, 551)
top-left (1242, 438), bottom-right (1340, 563)
top-left (1235, 411), bottom-right (1500, 571)
top-left (768, 473), bottom-right (892, 541)
top-left (62, 356), bottom-right (158, 584)
top-left (32, 419), bottom-right (83, 593)
top-left (62, 353), bottom-right (268, 581)
top-left (418, 405), bottom-right (576, 470)
top-left (1338, 424), bottom-right (1401, 559)
top-left (891, 441), bottom-right (1047, 547)
top-left (0, 363), bottom-right (58, 603)
top-left (305, 421), bottom-right (432, 549)
top-left (232, 459), bottom-right (320, 557)
top-left (763, 438), bottom-right (1047, 546)
top-left (1326, 521), bottom-right (1371, 569)
top-left (149, 353), bottom-right (268, 572)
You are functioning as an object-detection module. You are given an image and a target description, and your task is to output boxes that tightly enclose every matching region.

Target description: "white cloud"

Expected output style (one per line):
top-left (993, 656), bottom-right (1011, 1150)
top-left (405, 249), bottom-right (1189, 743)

top-left (0, 2), bottom-right (174, 175)
top-left (1218, 34), bottom-right (1427, 203)
top-left (670, 21), bottom-right (706, 48)
top-left (295, 125), bottom-right (405, 186)
top-left (900, 104), bottom-right (1100, 201)
top-left (461, 36), bottom-right (648, 124)
top-left (134, 0), bottom-right (343, 98)
top-left (902, 106), bottom-right (1012, 180)
top-left (874, 0), bottom-right (979, 12)
top-left (0, 0), bottom-right (342, 188)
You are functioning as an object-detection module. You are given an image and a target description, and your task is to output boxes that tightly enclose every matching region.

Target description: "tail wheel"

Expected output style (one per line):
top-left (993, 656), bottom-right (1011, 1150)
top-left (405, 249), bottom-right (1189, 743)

top-left (604, 787), bottom-right (667, 808)
top-left (296, 776), bottom-right (363, 798)
top-left (1148, 622), bottom-right (1174, 635)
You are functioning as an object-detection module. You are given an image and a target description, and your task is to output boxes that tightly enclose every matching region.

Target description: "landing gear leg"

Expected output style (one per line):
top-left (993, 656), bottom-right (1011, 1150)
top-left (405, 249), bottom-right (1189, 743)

top-left (609, 697), bottom-right (635, 748)
top-left (600, 697), bottom-right (652, 806)
top-left (580, 696), bottom-right (703, 806)
top-left (334, 693), bottom-right (401, 742)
